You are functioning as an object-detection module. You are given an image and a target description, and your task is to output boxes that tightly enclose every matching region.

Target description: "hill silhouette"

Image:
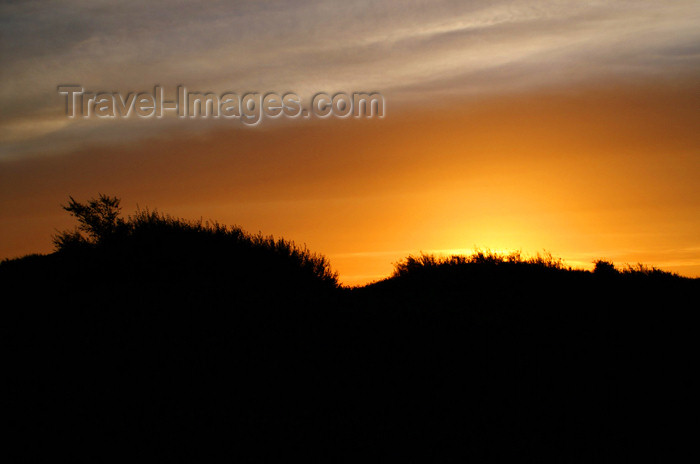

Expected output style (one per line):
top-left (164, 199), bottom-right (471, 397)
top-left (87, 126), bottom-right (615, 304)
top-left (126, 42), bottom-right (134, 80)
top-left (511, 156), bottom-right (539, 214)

top-left (3, 195), bottom-right (696, 462)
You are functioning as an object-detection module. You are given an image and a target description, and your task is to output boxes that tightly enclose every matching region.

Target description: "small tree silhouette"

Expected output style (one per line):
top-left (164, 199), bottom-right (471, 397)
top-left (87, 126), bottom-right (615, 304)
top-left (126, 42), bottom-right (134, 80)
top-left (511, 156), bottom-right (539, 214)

top-left (53, 194), bottom-right (125, 250)
top-left (593, 259), bottom-right (617, 275)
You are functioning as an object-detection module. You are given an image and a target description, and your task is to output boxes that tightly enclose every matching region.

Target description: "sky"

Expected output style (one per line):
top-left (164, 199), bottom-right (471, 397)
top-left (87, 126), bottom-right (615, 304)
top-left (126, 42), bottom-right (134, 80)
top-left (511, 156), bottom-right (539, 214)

top-left (1, 0), bottom-right (699, 284)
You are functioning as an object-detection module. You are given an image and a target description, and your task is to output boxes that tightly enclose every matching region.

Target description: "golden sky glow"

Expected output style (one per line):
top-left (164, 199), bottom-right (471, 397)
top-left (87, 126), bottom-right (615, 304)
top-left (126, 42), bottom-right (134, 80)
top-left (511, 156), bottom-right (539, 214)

top-left (1, 1), bottom-right (699, 284)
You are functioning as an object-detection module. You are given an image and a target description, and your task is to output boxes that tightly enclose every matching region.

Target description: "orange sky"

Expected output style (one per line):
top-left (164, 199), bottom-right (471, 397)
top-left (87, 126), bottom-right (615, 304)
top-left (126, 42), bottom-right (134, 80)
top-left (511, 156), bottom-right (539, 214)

top-left (3, 1), bottom-right (700, 284)
top-left (2, 80), bottom-right (698, 285)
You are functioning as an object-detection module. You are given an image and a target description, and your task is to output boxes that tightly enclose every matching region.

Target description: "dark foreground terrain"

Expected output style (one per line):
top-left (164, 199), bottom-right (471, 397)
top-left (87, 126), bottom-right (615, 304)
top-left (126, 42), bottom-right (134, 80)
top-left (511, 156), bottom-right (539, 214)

top-left (3, 197), bottom-right (696, 462)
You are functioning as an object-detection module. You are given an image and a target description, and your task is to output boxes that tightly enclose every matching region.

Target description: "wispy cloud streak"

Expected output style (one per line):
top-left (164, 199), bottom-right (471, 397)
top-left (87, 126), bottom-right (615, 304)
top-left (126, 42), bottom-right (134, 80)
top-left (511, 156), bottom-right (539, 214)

top-left (1, 0), bottom-right (699, 155)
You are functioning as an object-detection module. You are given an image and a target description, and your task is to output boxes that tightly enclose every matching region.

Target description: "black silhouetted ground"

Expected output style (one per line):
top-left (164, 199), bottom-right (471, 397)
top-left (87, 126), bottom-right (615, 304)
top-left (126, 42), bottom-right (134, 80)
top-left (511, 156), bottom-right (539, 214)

top-left (3, 196), bottom-right (696, 462)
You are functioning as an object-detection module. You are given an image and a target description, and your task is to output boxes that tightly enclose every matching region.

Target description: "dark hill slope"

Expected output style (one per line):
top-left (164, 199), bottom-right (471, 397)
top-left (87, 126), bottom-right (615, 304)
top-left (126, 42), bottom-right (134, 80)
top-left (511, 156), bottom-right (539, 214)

top-left (3, 206), bottom-right (697, 462)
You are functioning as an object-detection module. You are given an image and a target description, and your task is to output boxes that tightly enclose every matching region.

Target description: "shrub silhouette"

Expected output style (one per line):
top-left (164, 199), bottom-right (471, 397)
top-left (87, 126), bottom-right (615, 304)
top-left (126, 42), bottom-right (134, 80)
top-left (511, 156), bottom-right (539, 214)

top-left (392, 249), bottom-right (569, 278)
top-left (53, 193), bottom-right (125, 250)
top-left (53, 194), bottom-right (338, 289)
top-left (593, 259), bottom-right (618, 275)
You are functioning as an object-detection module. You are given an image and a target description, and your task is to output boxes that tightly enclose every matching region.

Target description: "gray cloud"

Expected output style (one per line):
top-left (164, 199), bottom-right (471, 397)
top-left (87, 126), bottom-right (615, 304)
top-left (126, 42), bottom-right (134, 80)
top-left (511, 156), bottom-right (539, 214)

top-left (1, 0), bottom-right (699, 157)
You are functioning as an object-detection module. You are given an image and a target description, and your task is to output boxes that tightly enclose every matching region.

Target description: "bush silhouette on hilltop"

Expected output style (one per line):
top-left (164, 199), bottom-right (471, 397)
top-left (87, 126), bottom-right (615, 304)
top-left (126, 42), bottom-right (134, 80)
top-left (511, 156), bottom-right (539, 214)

top-left (49, 194), bottom-right (338, 293)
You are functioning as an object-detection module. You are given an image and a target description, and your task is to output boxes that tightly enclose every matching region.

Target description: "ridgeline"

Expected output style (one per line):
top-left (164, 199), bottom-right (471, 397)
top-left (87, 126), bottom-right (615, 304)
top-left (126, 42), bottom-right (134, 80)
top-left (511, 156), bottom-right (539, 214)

top-left (4, 195), bottom-right (696, 461)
